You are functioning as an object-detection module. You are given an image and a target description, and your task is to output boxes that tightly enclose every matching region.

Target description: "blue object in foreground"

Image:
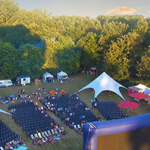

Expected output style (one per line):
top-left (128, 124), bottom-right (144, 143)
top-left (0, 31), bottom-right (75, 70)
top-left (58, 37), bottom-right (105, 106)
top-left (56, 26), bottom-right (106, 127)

top-left (14, 146), bottom-right (28, 150)
top-left (83, 113), bottom-right (150, 150)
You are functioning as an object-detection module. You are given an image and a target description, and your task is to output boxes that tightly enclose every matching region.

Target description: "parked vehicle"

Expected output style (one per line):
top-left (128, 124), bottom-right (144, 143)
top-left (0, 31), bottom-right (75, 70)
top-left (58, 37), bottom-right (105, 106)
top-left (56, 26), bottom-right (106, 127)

top-left (0, 79), bottom-right (13, 87)
top-left (16, 75), bottom-right (31, 85)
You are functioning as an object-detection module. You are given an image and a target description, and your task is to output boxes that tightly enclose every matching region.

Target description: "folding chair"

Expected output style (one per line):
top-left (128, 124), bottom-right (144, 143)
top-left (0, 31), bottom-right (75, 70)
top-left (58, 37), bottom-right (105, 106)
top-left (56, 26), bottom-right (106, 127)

top-left (37, 132), bottom-right (42, 139)
top-left (77, 124), bottom-right (81, 129)
top-left (51, 129), bottom-right (55, 135)
top-left (47, 130), bottom-right (52, 136)
top-left (0, 147), bottom-right (4, 150)
top-left (30, 134), bottom-right (35, 140)
top-left (41, 132), bottom-right (46, 138)
top-left (44, 131), bottom-right (49, 137)
top-left (74, 125), bottom-right (77, 130)
top-left (34, 133), bottom-right (38, 139)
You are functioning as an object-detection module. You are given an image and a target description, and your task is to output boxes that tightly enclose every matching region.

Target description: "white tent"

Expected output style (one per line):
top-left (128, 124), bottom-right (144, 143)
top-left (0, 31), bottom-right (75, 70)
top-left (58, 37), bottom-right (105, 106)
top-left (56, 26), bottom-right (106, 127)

top-left (57, 71), bottom-right (68, 81)
top-left (129, 84), bottom-right (150, 96)
top-left (135, 84), bottom-right (147, 91)
top-left (43, 72), bottom-right (54, 83)
top-left (0, 109), bottom-right (11, 115)
top-left (78, 72), bottom-right (127, 100)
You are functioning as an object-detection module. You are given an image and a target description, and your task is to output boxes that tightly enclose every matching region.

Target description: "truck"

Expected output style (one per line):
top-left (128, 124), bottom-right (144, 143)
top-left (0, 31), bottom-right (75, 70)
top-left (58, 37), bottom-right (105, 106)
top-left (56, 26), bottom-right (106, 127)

top-left (16, 75), bottom-right (31, 85)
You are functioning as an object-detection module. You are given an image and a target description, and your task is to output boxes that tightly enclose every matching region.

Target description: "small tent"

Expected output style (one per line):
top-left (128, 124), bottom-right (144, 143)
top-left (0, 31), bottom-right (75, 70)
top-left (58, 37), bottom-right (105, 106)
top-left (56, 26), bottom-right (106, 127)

top-left (128, 84), bottom-right (146, 94)
top-left (78, 72), bottom-right (127, 100)
top-left (43, 72), bottom-right (54, 83)
top-left (60, 90), bottom-right (67, 94)
top-left (57, 71), bottom-right (68, 81)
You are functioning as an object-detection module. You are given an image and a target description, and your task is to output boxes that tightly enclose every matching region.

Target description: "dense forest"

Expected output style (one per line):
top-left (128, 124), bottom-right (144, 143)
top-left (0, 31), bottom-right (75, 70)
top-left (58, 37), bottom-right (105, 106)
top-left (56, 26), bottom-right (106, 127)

top-left (1, 0), bottom-right (150, 86)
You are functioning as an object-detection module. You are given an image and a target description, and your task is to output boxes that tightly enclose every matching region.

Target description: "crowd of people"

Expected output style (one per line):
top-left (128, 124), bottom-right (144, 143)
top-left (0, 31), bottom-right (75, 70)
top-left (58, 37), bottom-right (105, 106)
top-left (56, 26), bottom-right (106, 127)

top-left (31, 130), bottom-right (64, 146)
top-left (0, 85), bottom-right (86, 149)
top-left (4, 138), bottom-right (26, 150)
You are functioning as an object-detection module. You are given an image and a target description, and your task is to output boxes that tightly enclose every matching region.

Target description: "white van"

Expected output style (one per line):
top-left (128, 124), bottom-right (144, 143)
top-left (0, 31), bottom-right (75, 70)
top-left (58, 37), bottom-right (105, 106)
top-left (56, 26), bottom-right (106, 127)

top-left (0, 79), bottom-right (13, 87)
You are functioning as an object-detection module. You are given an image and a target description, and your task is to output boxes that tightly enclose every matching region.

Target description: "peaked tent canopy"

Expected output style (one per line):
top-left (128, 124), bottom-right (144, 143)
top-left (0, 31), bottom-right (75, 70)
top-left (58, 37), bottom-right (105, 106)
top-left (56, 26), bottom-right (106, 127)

top-left (78, 72), bottom-right (127, 100)
top-left (57, 71), bottom-right (68, 81)
top-left (43, 72), bottom-right (54, 83)
top-left (0, 109), bottom-right (11, 115)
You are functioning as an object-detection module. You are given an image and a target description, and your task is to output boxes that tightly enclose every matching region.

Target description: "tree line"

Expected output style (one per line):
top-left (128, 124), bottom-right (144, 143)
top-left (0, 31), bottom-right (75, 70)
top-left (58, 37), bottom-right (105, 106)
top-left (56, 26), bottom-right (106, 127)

top-left (0, 0), bottom-right (150, 86)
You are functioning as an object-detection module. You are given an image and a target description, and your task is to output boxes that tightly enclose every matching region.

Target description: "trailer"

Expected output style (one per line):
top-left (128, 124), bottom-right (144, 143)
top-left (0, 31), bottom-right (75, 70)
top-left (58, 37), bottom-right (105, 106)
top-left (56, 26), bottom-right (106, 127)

top-left (0, 79), bottom-right (13, 87)
top-left (17, 75), bottom-right (31, 85)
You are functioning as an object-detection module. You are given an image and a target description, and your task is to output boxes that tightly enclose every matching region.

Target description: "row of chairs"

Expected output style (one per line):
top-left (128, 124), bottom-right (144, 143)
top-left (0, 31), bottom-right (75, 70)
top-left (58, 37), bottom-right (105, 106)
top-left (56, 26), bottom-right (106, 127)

top-left (0, 120), bottom-right (20, 147)
top-left (41, 95), bottom-right (98, 127)
top-left (8, 101), bottom-right (33, 110)
top-left (30, 127), bottom-right (65, 140)
top-left (94, 101), bottom-right (128, 120)
top-left (9, 101), bottom-right (65, 138)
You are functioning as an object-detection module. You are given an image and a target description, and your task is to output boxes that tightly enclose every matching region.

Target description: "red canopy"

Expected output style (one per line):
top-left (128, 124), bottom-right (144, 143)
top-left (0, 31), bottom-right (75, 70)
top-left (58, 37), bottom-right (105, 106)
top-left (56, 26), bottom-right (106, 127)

top-left (128, 93), bottom-right (149, 100)
top-left (118, 101), bottom-right (139, 110)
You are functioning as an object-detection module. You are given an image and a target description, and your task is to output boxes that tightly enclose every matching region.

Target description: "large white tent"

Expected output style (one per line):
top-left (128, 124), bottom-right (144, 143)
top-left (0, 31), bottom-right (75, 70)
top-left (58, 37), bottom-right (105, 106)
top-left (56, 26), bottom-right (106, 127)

top-left (78, 72), bottom-right (127, 100)
top-left (0, 109), bottom-right (11, 115)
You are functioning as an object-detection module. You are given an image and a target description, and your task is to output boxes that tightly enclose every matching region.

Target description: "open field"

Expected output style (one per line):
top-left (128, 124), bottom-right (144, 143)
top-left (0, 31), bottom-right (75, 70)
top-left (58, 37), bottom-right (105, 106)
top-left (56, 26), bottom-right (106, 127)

top-left (0, 73), bottom-right (150, 150)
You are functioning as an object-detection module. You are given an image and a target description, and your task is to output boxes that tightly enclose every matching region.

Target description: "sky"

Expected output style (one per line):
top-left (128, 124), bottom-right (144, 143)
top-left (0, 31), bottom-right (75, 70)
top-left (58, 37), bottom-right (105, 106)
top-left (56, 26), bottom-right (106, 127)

top-left (13, 0), bottom-right (150, 19)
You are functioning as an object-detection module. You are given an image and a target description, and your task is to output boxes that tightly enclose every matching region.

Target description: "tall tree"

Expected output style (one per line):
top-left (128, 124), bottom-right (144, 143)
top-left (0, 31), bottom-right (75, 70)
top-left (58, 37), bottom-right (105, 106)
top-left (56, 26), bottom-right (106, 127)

top-left (17, 44), bottom-right (44, 77)
top-left (136, 48), bottom-right (150, 84)
top-left (57, 48), bottom-right (80, 73)
top-left (0, 0), bottom-right (19, 26)
top-left (77, 32), bottom-right (98, 69)
top-left (0, 41), bottom-right (18, 79)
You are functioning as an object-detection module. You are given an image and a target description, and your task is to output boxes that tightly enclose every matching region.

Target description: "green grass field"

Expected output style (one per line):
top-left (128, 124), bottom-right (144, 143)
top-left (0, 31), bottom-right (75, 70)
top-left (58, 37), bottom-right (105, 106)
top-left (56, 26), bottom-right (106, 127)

top-left (0, 73), bottom-right (150, 150)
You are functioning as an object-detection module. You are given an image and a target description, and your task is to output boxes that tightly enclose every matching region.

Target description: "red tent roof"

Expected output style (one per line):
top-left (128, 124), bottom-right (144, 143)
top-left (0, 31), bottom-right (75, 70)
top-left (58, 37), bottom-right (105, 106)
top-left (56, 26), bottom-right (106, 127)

top-left (128, 93), bottom-right (149, 100)
top-left (118, 101), bottom-right (139, 110)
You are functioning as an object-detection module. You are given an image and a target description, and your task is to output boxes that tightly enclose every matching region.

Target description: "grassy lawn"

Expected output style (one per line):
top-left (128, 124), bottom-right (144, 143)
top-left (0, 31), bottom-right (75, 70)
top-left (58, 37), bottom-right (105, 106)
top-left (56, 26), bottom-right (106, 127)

top-left (0, 73), bottom-right (150, 150)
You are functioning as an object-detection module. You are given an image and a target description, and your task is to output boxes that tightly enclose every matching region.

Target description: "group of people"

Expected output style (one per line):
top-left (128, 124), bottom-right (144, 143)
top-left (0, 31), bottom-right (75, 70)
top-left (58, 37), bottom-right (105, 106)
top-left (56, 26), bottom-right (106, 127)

top-left (46, 78), bottom-right (54, 83)
top-left (91, 98), bottom-right (98, 109)
top-left (32, 131), bottom-right (63, 146)
top-left (0, 86), bottom-right (67, 149)
top-left (4, 138), bottom-right (25, 150)
top-left (0, 95), bottom-right (17, 105)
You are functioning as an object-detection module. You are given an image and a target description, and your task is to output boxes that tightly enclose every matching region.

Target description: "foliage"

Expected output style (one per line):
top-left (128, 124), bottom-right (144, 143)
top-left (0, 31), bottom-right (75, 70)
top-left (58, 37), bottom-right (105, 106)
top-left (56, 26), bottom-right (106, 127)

top-left (77, 32), bottom-right (98, 69)
top-left (0, 41), bottom-right (18, 79)
top-left (17, 44), bottom-right (44, 77)
top-left (0, 0), bottom-right (150, 84)
top-left (136, 48), bottom-right (150, 82)
top-left (57, 47), bottom-right (81, 73)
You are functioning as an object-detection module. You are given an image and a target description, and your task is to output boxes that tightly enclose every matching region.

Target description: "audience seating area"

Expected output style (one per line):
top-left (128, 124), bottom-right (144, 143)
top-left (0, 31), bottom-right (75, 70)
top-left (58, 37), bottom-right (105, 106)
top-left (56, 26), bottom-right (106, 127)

top-left (41, 94), bottom-right (98, 130)
top-left (8, 101), bottom-right (66, 145)
top-left (94, 101), bottom-right (129, 120)
top-left (0, 119), bottom-right (23, 149)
